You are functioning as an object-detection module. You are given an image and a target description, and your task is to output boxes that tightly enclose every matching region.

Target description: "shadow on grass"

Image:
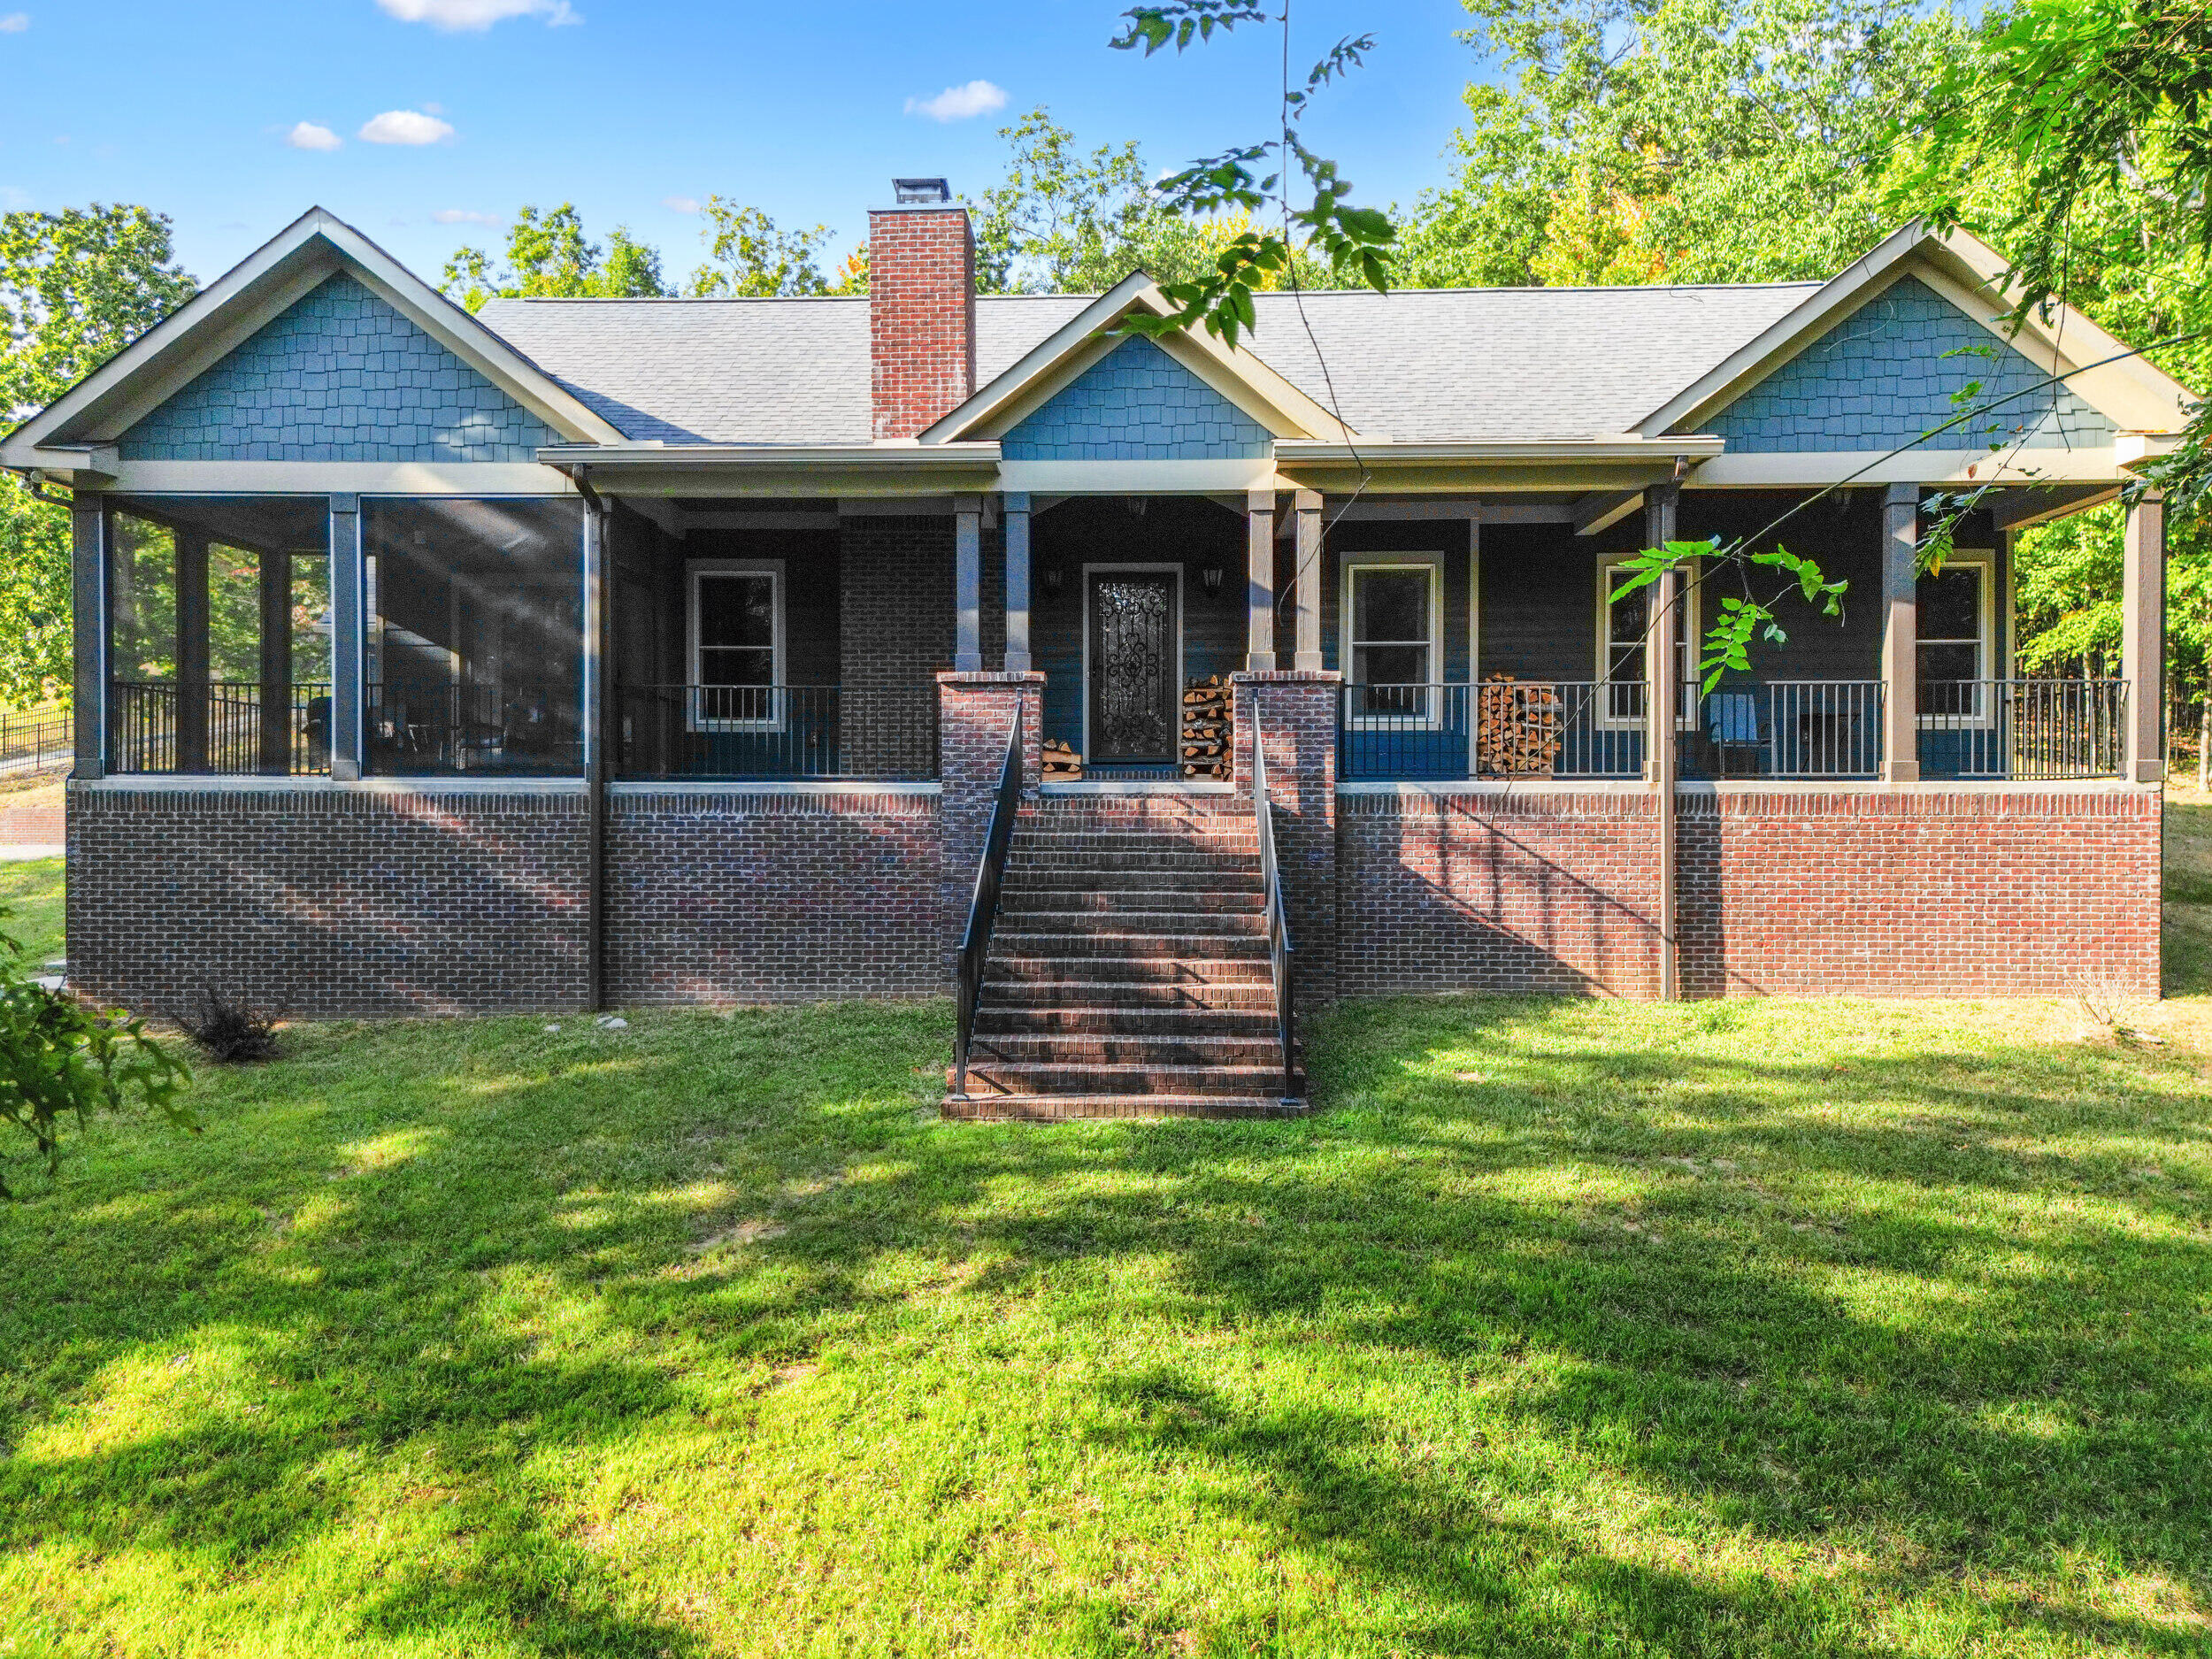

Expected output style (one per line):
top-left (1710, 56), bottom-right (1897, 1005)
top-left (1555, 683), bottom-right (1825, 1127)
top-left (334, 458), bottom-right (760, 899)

top-left (3, 995), bottom-right (2208, 1653)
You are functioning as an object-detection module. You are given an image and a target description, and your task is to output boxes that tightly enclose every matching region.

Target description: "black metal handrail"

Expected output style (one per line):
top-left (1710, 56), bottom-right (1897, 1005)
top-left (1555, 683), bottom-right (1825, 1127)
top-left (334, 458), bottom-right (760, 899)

top-left (1251, 710), bottom-right (1299, 1104)
top-left (614, 683), bottom-right (938, 781)
top-left (951, 703), bottom-right (1025, 1099)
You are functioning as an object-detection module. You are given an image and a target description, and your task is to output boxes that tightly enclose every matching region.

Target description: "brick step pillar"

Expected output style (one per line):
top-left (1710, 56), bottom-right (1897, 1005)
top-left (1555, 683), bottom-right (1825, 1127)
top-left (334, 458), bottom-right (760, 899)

top-left (1232, 669), bottom-right (1340, 1010)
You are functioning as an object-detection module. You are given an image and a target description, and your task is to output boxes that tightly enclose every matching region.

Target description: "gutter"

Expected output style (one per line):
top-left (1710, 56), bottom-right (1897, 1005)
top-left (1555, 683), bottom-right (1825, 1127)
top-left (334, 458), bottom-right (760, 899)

top-left (1274, 436), bottom-right (1726, 465)
top-left (535, 441), bottom-right (1003, 468)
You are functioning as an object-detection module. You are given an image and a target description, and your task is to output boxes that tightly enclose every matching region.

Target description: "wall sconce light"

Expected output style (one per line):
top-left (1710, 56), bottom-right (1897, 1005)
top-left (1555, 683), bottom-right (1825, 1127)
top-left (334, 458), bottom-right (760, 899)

top-left (1201, 563), bottom-right (1225, 598)
top-left (1043, 566), bottom-right (1064, 596)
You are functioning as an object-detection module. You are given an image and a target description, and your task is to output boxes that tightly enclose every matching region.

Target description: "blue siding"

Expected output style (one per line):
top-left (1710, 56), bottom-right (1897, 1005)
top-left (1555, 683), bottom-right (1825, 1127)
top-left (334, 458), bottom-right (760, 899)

top-left (120, 273), bottom-right (556, 463)
top-left (1002, 336), bottom-right (1271, 460)
top-left (1701, 277), bottom-right (2114, 453)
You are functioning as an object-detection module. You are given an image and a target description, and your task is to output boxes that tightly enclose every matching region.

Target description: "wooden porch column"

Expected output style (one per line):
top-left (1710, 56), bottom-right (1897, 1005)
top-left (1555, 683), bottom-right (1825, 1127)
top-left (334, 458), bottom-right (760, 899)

top-left (2124, 488), bottom-right (2166, 783)
top-left (1002, 491), bottom-right (1032, 673)
top-left (1246, 488), bottom-right (1277, 671)
top-left (257, 548), bottom-right (293, 772)
top-left (1291, 488), bottom-right (1323, 672)
top-left (1642, 483), bottom-right (1680, 1001)
top-left (71, 496), bottom-right (107, 779)
top-left (174, 531), bottom-right (210, 772)
top-left (953, 493), bottom-right (983, 672)
top-left (1880, 483), bottom-right (1921, 782)
top-left (329, 494), bottom-right (364, 781)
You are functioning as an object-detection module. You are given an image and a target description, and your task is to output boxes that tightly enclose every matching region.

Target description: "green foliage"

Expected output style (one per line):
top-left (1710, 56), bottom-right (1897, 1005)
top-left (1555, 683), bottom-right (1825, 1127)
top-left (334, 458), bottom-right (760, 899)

top-left (0, 912), bottom-right (192, 1200)
top-left (440, 204), bottom-right (673, 310)
top-left (1611, 537), bottom-right (1848, 689)
top-left (1110, 4), bottom-right (1396, 344)
top-left (684, 197), bottom-right (841, 298)
top-left (1404, 0), bottom-right (1968, 289)
top-left (0, 205), bottom-right (196, 708)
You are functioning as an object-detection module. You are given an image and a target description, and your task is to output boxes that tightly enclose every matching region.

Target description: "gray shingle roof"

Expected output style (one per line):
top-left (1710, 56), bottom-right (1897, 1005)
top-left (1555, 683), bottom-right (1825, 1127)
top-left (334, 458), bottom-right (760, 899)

top-left (478, 281), bottom-right (1820, 446)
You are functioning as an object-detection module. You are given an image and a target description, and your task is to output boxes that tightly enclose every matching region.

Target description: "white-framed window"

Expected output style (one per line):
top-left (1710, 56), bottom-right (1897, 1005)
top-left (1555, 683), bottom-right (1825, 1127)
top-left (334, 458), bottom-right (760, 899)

top-left (1340, 555), bottom-right (1443, 726)
top-left (687, 559), bottom-right (783, 731)
top-left (1916, 548), bottom-right (1996, 726)
top-left (1596, 557), bottom-right (1697, 731)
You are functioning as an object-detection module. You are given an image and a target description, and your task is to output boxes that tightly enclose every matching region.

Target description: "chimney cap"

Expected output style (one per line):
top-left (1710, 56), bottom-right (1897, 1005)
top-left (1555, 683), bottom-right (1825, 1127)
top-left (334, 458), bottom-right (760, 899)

top-left (889, 177), bottom-right (953, 206)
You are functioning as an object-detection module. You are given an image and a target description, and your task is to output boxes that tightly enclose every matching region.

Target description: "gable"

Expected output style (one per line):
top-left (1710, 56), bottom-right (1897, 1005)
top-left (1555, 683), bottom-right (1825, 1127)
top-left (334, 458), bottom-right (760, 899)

top-left (119, 273), bottom-right (558, 464)
top-left (1001, 335), bottom-right (1271, 460)
top-left (1695, 277), bottom-right (2115, 454)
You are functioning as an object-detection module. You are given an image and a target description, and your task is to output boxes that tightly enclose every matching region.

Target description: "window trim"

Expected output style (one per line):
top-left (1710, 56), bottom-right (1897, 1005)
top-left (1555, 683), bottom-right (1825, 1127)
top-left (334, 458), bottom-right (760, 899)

top-left (687, 558), bottom-right (785, 733)
top-left (1340, 553), bottom-right (1446, 729)
top-left (1594, 553), bottom-right (1699, 732)
top-left (1915, 546), bottom-right (1997, 729)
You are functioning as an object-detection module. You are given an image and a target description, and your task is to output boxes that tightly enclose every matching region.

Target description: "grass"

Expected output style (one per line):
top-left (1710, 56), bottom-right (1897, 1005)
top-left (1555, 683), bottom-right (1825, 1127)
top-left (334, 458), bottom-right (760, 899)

top-left (0, 820), bottom-right (2207, 1655)
top-left (0, 855), bottom-right (65, 970)
top-left (2166, 794), bottom-right (2212, 995)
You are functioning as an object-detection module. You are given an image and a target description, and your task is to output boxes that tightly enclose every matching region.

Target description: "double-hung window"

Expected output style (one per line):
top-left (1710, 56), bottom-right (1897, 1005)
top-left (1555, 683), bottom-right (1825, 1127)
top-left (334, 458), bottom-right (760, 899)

top-left (1342, 557), bottom-right (1442, 724)
top-left (1598, 558), bottom-right (1695, 730)
top-left (688, 561), bottom-right (783, 731)
top-left (1916, 550), bottom-right (1995, 725)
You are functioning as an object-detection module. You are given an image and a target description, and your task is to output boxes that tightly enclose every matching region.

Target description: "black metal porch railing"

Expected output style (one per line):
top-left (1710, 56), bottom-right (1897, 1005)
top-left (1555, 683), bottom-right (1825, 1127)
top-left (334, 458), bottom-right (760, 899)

top-left (615, 684), bottom-right (938, 782)
top-left (366, 682), bottom-right (582, 774)
top-left (1340, 678), bottom-right (2131, 783)
top-left (110, 680), bottom-right (332, 775)
top-left (951, 703), bottom-right (1024, 1100)
top-left (1251, 710), bottom-right (1300, 1105)
top-left (1917, 679), bottom-right (2128, 780)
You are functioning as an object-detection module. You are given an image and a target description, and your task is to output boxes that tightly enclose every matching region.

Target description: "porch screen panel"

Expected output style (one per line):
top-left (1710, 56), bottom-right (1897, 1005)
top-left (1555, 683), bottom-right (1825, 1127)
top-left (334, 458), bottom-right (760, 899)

top-left (363, 497), bottom-right (585, 776)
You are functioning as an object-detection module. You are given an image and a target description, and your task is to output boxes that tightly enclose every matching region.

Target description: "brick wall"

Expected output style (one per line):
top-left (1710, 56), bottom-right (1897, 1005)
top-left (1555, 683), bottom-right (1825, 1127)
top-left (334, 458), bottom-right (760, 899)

top-left (607, 790), bottom-right (942, 1003)
top-left (1701, 277), bottom-right (2112, 453)
top-left (1233, 672), bottom-right (1340, 1004)
top-left (120, 274), bottom-right (556, 463)
top-left (938, 672), bottom-right (1043, 957)
top-left (67, 784), bottom-right (591, 1017)
top-left (868, 208), bottom-right (976, 440)
top-left (1339, 784), bottom-right (2161, 1000)
top-left (840, 516), bottom-right (954, 776)
top-left (1002, 336), bottom-right (1271, 459)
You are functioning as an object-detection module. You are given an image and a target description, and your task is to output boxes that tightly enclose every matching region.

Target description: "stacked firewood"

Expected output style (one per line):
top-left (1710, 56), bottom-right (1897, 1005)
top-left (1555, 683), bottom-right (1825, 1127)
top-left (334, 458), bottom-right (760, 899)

top-left (1181, 674), bottom-right (1232, 780)
top-left (1041, 737), bottom-right (1084, 780)
top-left (1473, 672), bottom-right (1564, 776)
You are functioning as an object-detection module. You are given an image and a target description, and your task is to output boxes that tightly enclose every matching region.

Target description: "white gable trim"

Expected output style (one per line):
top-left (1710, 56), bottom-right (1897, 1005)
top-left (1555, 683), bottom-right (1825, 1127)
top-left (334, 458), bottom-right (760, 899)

top-left (1633, 223), bottom-right (2193, 442)
top-left (1, 206), bottom-right (625, 472)
top-left (918, 275), bottom-right (1363, 446)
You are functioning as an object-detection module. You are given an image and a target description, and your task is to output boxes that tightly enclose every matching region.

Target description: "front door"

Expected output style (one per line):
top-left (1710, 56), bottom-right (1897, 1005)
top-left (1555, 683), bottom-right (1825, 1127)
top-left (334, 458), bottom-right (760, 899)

top-left (1087, 569), bottom-right (1179, 763)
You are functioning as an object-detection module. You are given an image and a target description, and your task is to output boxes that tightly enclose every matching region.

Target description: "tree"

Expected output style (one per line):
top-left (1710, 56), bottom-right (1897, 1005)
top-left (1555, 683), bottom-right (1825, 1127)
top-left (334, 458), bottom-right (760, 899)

top-left (0, 205), bottom-right (198, 707)
top-left (442, 204), bottom-right (672, 310)
top-left (684, 198), bottom-right (845, 297)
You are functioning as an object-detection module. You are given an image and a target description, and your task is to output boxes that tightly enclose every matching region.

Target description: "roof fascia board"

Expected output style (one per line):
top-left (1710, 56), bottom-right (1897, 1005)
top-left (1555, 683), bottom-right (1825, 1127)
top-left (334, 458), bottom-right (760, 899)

top-left (2, 206), bottom-right (626, 465)
top-left (1276, 437), bottom-right (1723, 462)
top-left (1693, 446), bottom-right (2128, 487)
top-left (536, 442), bottom-right (1002, 466)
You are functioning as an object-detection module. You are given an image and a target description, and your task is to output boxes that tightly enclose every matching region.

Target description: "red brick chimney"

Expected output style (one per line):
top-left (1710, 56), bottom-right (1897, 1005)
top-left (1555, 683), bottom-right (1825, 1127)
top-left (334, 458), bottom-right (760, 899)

top-left (869, 179), bottom-right (976, 440)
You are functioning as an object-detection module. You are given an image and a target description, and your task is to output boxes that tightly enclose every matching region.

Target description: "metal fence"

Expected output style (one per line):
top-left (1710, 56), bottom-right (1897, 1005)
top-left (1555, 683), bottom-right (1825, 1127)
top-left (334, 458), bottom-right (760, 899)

top-left (1341, 678), bottom-right (2129, 783)
top-left (615, 684), bottom-right (939, 781)
top-left (1917, 679), bottom-right (2128, 780)
top-left (110, 681), bottom-right (332, 775)
top-left (0, 707), bottom-right (72, 777)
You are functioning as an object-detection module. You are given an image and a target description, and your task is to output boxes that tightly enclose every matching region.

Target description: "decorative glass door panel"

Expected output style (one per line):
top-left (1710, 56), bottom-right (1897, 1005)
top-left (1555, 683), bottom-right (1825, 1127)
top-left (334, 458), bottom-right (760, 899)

top-left (1087, 572), bottom-right (1178, 762)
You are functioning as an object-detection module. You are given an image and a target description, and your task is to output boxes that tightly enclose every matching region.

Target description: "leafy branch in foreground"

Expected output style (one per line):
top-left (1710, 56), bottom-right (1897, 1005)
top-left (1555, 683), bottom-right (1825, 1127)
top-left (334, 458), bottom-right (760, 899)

top-left (1109, 2), bottom-right (1396, 343)
top-left (1610, 541), bottom-right (1850, 693)
top-left (0, 918), bottom-right (192, 1198)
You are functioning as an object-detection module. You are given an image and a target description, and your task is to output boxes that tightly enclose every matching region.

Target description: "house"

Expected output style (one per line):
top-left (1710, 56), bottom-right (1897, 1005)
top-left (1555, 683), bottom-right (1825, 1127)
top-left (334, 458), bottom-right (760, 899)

top-left (3, 180), bottom-right (2187, 1116)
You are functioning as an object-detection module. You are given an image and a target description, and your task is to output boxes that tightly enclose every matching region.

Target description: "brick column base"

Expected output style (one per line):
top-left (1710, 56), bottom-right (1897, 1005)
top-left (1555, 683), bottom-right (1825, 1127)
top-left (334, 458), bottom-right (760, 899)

top-left (938, 671), bottom-right (1044, 969)
top-left (1233, 670), bottom-right (1340, 1005)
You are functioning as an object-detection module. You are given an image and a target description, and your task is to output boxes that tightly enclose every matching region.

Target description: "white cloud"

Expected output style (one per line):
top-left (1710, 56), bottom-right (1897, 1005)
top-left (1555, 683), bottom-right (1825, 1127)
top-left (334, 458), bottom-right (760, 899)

top-left (375, 0), bottom-right (578, 30)
top-left (432, 208), bottom-right (499, 225)
top-left (661, 195), bottom-right (701, 213)
top-left (285, 121), bottom-right (343, 151)
top-left (358, 109), bottom-right (456, 145)
top-left (0, 14), bottom-right (29, 33)
top-left (904, 79), bottom-right (1007, 122)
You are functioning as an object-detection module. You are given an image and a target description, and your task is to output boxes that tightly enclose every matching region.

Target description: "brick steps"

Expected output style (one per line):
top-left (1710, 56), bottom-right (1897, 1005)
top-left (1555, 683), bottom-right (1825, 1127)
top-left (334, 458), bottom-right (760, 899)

top-left (949, 803), bottom-right (1304, 1122)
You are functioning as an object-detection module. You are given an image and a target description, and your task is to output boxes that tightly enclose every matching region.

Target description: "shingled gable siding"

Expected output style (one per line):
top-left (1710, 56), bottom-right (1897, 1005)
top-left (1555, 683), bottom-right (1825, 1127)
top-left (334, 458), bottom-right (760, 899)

top-left (1700, 276), bottom-right (2115, 453)
top-left (1337, 786), bottom-right (2159, 1000)
top-left (1002, 336), bottom-right (1271, 460)
top-left (119, 273), bottom-right (556, 463)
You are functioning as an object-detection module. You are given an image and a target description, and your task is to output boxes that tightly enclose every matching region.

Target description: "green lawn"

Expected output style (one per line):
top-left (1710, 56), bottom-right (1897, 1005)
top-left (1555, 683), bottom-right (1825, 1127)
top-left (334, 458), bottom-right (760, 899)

top-left (2, 985), bottom-right (2208, 1655)
top-left (2167, 796), bottom-right (2212, 995)
top-left (0, 855), bottom-right (65, 971)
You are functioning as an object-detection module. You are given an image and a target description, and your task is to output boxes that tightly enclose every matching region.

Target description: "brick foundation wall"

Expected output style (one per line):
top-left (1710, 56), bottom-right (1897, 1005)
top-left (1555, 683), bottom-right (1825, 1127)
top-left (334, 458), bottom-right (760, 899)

top-left (606, 789), bottom-right (942, 1004)
top-left (1340, 784), bottom-right (2161, 1000)
top-left (1233, 672), bottom-right (1340, 1005)
top-left (1339, 790), bottom-right (1663, 997)
top-left (67, 784), bottom-right (591, 1018)
top-left (1678, 787), bottom-right (2161, 996)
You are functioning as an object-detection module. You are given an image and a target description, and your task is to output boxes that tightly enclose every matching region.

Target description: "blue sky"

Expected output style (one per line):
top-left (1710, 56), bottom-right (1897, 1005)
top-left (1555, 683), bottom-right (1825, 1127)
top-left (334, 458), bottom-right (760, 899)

top-left (0, 0), bottom-right (1483, 289)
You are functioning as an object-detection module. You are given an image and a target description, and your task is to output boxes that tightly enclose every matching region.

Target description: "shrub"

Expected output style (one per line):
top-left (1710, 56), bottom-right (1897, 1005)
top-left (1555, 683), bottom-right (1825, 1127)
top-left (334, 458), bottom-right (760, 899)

top-left (176, 987), bottom-right (285, 1064)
